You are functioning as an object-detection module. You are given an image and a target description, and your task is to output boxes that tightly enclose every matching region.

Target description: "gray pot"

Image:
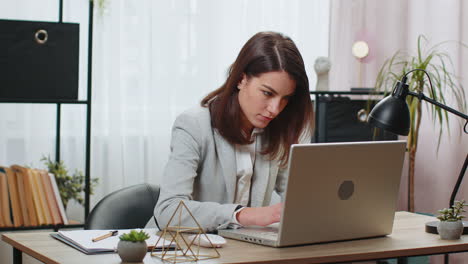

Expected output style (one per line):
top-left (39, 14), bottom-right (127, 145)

top-left (437, 221), bottom-right (463, 240)
top-left (117, 240), bottom-right (147, 263)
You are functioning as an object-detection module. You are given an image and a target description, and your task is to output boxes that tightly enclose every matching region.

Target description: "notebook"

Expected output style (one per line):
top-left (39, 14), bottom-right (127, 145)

top-left (51, 228), bottom-right (176, 254)
top-left (218, 140), bottom-right (407, 247)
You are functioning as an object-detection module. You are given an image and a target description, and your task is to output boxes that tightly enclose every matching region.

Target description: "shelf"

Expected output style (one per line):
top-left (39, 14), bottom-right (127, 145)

top-left (1, 1), bottom-right (94, 232)
top-left (0, 224), bottom-right (84, 232)
top-left (0, 99), bottom-right (89, 104)
top-left (310, 91), bottom-right (386, 95)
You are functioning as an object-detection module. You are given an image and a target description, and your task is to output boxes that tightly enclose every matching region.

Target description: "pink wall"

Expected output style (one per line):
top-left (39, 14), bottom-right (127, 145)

top-left (329, 1), bottom-right (468, 262)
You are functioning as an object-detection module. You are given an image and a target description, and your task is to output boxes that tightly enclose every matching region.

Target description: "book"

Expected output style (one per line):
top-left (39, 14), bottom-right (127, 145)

top-left (0, 168), bottom-right (13, 227)
top-left (12, 165), bottom-right (39, 226)
top-left (10, 165), bottom-right (31, 226)
top-left (48, 172), bottom-right (69, 225)
top-left (50, 228), bottom-right (176, 255)
top-left (25, 168), bottom-right (47, 225)
top-left (30, 169), bottom-right (52, 225)
top-left (1, 166), bottom-right (23, 227)
top-left (0, 170), bottom-right (5, 227)
top-left (39, 170), bottom-right (63, 225)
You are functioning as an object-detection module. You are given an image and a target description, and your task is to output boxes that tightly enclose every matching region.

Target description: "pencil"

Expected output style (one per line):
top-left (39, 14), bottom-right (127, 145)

top-left (92, 230), bottom-right (118, 242)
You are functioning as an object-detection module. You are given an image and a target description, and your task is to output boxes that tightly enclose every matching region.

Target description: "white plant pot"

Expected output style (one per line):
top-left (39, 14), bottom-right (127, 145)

top-left (117, 240), bottom-right (147, 263)
top-left (437, 221), bottom-right (463, 240)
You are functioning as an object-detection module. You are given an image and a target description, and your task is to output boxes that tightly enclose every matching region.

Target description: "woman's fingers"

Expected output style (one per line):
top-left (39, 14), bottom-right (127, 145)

top-left (237, 203), bottom-right (283, 226)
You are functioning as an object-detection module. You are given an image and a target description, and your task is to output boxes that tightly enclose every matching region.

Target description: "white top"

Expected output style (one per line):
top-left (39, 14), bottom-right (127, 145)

top-left (230, 128), bottom-right (263, 227)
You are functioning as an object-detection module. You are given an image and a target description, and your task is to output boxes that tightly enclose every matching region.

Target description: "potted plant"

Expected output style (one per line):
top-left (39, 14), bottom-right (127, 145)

top-left (375, 35), bottom-right (467, 212)
top-left (117, 230), bottom-right (150, 262)
top-left (41, 155), bottom-right (99, 209)
top-left (437, 200), bottom-right (467, 240)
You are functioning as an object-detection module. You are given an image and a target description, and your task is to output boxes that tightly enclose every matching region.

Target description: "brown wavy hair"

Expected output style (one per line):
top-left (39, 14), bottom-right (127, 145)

top-left (201, 31), bottom-right (313, 166)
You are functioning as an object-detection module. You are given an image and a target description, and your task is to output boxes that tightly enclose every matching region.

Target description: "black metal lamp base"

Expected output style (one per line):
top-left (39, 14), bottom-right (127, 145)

top-left (425, 220), bottom-right (468, 234)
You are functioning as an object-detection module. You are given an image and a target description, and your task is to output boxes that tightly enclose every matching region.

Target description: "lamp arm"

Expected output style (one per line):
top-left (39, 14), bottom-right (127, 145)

top-left (450, 154), bottom-right (468, 208)
top-left (406, 91), bottom-right (468, 208)
top-left (408, 91), bottom-right (468, 120)
top-left (394, 70), bottom-right (468, 211)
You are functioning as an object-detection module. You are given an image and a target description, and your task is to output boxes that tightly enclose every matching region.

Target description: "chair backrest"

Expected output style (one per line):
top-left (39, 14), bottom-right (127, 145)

top-left (84, 183), bottom-right (160, 230)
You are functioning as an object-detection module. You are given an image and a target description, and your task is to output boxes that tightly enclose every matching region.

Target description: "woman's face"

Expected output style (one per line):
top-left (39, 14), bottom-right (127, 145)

top-left (238, 71), bottom-right (296, 133)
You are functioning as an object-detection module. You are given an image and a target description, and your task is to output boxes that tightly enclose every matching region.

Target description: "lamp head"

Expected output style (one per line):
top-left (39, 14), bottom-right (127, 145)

top-left (367, 77), bottom-right (411, 136)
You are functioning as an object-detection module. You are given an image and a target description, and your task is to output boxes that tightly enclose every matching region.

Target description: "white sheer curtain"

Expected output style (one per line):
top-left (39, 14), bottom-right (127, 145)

top-left (91, 0), bottom-right (329, 206)
top-left (0, 0), bottom-right (329, 221)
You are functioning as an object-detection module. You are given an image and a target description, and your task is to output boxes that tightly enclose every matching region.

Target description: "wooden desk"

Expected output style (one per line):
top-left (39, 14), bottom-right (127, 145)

top-left (3, 212), bottom-right (468, 264)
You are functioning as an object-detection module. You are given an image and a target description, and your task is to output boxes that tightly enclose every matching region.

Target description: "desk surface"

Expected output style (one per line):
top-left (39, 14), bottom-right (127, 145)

top-left (3, 212), bottom-right (468, 264)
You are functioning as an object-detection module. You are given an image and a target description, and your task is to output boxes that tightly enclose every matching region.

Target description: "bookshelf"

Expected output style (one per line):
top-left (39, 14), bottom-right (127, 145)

top-left (0, 1), bottom-right (94, 231)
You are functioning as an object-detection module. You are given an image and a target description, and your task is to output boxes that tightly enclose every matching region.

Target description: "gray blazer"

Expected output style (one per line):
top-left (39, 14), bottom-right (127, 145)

top-left (147, 106), bottom-right (308, 232)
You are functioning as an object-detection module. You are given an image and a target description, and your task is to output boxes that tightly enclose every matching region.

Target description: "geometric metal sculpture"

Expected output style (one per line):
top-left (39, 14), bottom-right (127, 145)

top-left (151, 200), bottom-right (220, 263)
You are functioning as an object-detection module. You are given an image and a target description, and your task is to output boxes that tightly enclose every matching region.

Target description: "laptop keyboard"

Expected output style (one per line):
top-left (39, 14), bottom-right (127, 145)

top-left (236, 228), bottom-right (279, 240)
top-left (256, 231), bottom-right (278, 240)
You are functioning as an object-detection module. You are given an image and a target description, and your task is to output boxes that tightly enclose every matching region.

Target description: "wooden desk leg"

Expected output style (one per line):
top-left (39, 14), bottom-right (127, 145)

top-left (13, 247), bottom-right (22, 264)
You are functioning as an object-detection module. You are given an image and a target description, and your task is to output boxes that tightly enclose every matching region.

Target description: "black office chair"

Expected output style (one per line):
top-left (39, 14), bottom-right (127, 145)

top-left (84, 183), bottom-right (160, 230)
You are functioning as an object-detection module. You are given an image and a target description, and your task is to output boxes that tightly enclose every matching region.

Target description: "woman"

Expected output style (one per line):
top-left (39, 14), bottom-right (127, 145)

top-left (149, 31), bottom-right (313, 232)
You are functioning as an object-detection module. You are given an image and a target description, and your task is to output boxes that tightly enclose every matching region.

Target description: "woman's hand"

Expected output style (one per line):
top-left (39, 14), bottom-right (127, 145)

top-left (236, 203), bottom-right (283, 226)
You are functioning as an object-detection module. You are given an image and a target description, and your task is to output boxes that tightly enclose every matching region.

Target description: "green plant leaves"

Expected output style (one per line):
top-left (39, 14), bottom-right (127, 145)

top-left (375, 34), bottom-right (467, 152)
top-left (437, 200), bottom-right (467, 222)
top-left (41, 155), bottom-right (99, 209)
top-left (119, 230), bottom-right (150, 242)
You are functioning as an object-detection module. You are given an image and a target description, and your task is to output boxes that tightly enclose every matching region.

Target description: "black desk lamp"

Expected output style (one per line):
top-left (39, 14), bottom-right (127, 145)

top-left (367, 69), bottom-right (468, 234)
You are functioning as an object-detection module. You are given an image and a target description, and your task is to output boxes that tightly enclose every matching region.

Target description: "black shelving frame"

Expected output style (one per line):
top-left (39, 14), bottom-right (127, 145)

top-left (309, 90), bottom-right (386, 143)
top-left (0, 0), bottom-right (93, 232)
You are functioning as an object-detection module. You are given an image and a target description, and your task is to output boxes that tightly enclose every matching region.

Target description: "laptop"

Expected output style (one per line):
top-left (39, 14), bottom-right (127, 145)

top-left (218, 140), bottom-right (406, 247)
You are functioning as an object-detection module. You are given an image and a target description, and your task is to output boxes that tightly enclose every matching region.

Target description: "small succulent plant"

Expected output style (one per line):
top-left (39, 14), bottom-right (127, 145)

top-left (119, 230), bottom-right (150, 242)
top-left (437, 200), bottom-right (467, 222)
